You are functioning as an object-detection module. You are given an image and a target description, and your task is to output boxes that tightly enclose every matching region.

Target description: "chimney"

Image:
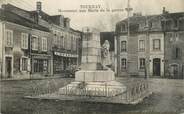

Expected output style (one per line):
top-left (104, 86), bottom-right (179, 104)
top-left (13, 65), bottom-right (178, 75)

top-left (36, 1), bottom-right (42, 13)
top-left (64, 18), bottom-right (70, 29)
top-left (162, 7), bottom-right (169, 14)
top-left (59, 15), bottom-right (64, 27)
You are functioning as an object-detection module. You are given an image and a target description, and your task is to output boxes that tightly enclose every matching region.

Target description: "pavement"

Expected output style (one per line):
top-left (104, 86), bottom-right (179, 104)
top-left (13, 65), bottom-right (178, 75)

top-left (1, 76), bottom-right (184, 114)
top-left (0, 75), bottom-right (70, 81)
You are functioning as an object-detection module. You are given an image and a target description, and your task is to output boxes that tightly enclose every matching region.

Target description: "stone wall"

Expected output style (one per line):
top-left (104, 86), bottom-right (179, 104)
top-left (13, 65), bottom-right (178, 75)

top-left (164, 31), bottom-right (184, 79)
top-left (2, 22), bottom-right (52, 78)
top-left (127, 34), bottom-right (139, 76)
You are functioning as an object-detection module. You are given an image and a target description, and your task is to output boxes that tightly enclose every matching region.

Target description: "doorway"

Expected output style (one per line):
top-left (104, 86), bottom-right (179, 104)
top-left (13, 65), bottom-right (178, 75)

top-left (153, 58), bottom-right (161, 76)
top-left (63, 58), bottom-right (69, 70)
top-left (170, 64), bottom-right (179, 79)
top-left (5, 57), bottom-right (12, 78)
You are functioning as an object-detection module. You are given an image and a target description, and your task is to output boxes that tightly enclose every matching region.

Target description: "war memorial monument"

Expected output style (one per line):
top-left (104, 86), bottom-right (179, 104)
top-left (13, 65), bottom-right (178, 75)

top-left (26, 27), bottom-right (151, 104)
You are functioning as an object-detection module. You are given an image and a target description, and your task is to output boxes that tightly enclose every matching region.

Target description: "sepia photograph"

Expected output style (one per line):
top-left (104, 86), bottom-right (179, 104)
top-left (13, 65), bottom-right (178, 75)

top-left (0, 0), bottom-right (184, 114)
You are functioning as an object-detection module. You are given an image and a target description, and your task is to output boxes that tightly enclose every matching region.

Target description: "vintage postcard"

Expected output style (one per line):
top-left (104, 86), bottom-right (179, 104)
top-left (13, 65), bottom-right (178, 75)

top-left (0, 0), bottom-right (184, 114)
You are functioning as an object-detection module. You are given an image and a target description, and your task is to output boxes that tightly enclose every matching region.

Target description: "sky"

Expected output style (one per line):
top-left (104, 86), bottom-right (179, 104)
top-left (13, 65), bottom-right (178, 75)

top-left (0, 0), bottom-right (184, 31)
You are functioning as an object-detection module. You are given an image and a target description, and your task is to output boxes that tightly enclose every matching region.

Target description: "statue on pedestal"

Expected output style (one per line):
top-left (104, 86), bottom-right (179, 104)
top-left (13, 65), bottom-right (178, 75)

top-left (101, 40), bottom-right (111, 69)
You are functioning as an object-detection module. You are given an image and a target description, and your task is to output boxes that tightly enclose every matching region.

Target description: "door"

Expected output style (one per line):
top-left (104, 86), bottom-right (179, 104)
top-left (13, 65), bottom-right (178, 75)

top-left (63, 58), bottom-right (69, 70)
top-left (153, 58), bottom-right (161, 76)
top-left (170, 64), bottom-right (179, 79)
top-left (5, 57), bottom-right (12, 78)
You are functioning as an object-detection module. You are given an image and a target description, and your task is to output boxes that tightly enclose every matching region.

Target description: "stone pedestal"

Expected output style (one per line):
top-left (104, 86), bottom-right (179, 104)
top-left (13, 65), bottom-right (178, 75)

top-left (75, 70), bottom-right (115, 82)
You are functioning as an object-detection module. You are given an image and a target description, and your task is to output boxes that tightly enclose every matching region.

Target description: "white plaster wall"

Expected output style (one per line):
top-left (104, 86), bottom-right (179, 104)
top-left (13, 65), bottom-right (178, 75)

top-left (149, 33), bottom-right (164, 54)
top-left (149, 33), bottom-right (165, 76)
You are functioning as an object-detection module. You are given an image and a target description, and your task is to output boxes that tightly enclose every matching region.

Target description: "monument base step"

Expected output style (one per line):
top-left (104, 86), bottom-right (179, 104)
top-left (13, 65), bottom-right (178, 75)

top-left (75, 70), bottom-right (115, 82)
top-left (58, 81), bottom-right (126, 97)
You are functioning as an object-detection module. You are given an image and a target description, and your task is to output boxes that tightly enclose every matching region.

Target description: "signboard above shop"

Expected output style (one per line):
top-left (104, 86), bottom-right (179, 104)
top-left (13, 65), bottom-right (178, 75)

top-left (54, 52), bottom-right (78, 58)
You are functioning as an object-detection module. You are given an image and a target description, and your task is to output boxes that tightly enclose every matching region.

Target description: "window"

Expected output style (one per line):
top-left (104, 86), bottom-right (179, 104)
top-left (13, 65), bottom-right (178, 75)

top-left (139, 58), bottom-right (145, 69)
top-left (121, 58), bottom-right (127, 70)
top-left (71, 35), bottom-right (77, 51)
top-left (121, 41), bottom-right (127, 52)
top-left (176, 48), bottom-right (179, 58)
top-left (66, 33), bottom-right (71, 50)
top-left (5, 29), bottom-right (13, 47)
top-left (153, 39), bottom-right (161, 50)
top-left (32, 36), bottom-right (38, 50)
top-left (60, 35), bottom-right (64, 48)
top-left (179, 19), bottom-right (184, 29)
top-left (21, 33), bottom-right (28, 49)
top-left (139, 40), bottom-right (145, 51)
top-left (121, 24), bottom-right (126, 32)
top-left (34, 59), bottom-right (48, 72)
top-left (42, 37), bottom-right (47, 51)
top-left (64, 33), bottom-right (67, 49)
top-left (149, 22), bottom-right (152, 28)
top-left (22, 58), bottom-right (28, 71)
top-left (165, 20), bottom-right (172, 30)
top-left (175, 47), bottom-right (182, 59)
top-left (57, 32), bottom-right (60, 46)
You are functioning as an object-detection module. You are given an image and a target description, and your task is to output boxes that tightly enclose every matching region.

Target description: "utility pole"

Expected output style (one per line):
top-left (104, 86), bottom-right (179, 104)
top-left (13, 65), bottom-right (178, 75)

top-left (125, 0), bottom-right (133, 77)
top-left (117, 0), bottom-right (133, 77)
top-left (125, 0), bottom-right (133, 40)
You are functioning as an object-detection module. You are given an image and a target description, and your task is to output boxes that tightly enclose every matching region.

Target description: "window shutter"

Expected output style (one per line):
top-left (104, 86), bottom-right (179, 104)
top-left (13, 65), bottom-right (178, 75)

top-left (27, 58), bottom-right (30, 72)
top-left (20, 58), bottom-right (22, 71)
top-left (179, 48), bottom-right (182, 59)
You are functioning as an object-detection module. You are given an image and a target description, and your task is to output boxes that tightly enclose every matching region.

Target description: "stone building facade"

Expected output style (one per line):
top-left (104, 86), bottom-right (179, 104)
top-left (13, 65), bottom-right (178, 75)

top-left (0, 5), bottom-right (52, 78)
top-left (0, 3), bottom-right (82, 79)
top-left (32, 2), bottom-right (82, 76)
top-left (115, 10), bottom-right (184, 79)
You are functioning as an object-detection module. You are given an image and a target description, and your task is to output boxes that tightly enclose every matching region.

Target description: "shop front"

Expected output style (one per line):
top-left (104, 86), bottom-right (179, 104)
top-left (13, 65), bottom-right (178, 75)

top-left (53, 51), bottom-right (78, 75)
top-left (31, 54), bottom-right (52, 77)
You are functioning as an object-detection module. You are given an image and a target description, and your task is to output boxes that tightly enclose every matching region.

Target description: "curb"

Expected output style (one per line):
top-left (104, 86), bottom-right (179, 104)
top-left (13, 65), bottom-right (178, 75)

top-left (0, 76), bottom-right (73, 82)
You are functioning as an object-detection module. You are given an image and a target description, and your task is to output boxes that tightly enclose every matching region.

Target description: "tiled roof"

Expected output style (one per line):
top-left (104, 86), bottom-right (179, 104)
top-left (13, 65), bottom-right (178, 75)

top-left (1, 3), bottom-right (81, 33)
top-left (117, 15), bottom-right (160, 25)
top-left (116, 12), bottom-right (184, 33)
top-left (117, 12), bottom-right (184, 25)
top-left (0, 9), bottom-right (50, 32)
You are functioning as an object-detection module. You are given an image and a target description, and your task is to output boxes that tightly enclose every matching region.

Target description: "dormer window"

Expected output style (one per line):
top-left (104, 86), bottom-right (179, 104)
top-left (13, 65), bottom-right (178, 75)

top-left (149, 22), bottom-right (152, 28)
top-left (179, 18), bottom-right (184, 29)
top-left (165, 20), bottom-right (172, 30)
top-left (149, 20), bottom-right (161, 29)
top-left (173, 20), bottom-right (178, 28)
top-left (121, 24), bottom-right (127, 32)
